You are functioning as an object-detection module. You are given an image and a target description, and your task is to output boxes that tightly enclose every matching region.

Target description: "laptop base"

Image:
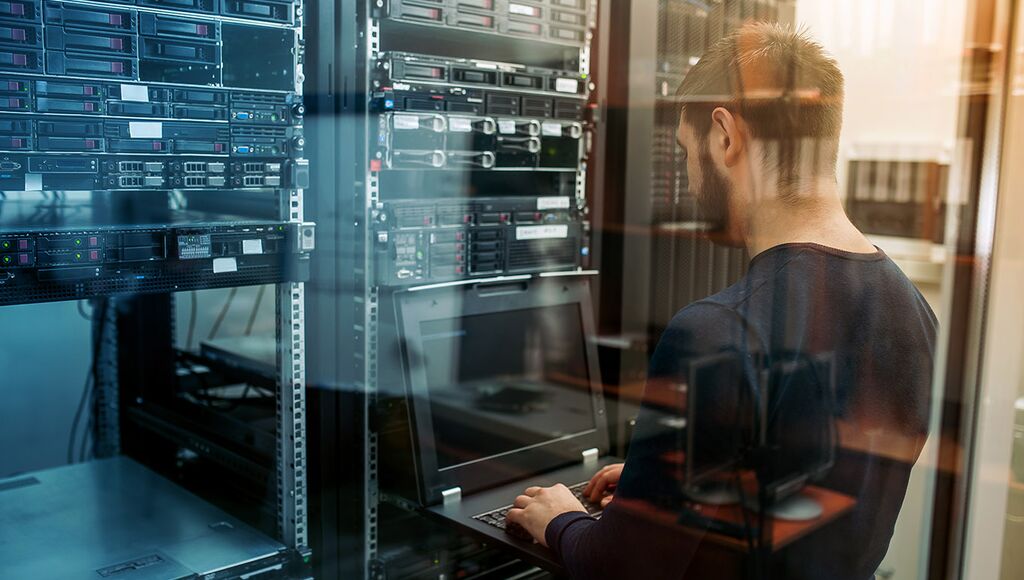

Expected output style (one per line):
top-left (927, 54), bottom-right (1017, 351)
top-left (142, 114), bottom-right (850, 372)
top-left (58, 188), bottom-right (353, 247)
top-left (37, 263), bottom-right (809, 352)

top-left (424, 455), bottom-right (622, 573)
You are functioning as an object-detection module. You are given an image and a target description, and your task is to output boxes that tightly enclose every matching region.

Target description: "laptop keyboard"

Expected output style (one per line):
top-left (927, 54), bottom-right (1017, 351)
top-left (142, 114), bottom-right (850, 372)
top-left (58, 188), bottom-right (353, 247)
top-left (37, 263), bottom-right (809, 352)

top-left (473, 482), bottom-right (604, 541)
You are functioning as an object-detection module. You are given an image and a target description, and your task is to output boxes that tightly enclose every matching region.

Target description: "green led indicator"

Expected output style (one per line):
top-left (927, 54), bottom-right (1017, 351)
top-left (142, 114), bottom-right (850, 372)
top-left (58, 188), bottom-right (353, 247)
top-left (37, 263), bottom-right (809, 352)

top-left (272, 114), bottom-right (279, 121)
top-left (74, 252), bottom-right (82, 260)
top-left (74, 238), bottom-right (82, 246)
top-left (1, 241), bottom-right (10, 249)
top-left (2, 256), bottom-right (11, 264)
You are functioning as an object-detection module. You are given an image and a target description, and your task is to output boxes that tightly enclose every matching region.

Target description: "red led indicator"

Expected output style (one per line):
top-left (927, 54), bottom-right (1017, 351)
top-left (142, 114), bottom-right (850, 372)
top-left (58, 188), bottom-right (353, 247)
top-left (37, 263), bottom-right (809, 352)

top-left (89, 250), bottom-right (99, 261)
top-left (18, 239), bottom-right (28, 250)
top-left (369, 159), bottom-right (382, 172)
top-left (109, 15), bottom-right (122, 25)
top-left (88, 237), bottom-right (98, 247)
top-left (18, 253), bottom-right (28, 265)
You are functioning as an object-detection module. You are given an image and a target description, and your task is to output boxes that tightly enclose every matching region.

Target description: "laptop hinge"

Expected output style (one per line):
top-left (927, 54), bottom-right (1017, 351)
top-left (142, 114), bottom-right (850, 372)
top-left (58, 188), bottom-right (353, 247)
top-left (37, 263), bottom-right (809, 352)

top-left (582, 448), bottom-right (599, 467)
top-left (442, 487), bottom-right (462, 505)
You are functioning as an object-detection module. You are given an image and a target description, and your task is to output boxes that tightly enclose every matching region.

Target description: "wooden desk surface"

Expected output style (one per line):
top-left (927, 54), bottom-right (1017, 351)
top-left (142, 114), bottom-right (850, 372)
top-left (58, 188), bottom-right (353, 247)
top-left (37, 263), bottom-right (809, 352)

top-left (694, 485), bottom-right (857, 552)
top-left (612, 485), bottom-right (856, 555)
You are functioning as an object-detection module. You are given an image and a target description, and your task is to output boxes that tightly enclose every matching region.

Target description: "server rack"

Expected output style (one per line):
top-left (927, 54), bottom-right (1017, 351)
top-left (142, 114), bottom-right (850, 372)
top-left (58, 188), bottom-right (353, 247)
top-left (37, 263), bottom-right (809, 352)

top-left (0, 0), bottom-right (313, 577)
top-left (307, 0), bottom-right (600, 577)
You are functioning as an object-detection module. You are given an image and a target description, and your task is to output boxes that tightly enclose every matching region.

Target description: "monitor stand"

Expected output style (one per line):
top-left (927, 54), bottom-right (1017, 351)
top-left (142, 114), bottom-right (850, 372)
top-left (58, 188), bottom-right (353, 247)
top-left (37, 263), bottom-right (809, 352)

top-left (686, 482), bottom-right (741, 506)
top-left (745, 492), bottom-right (824, 521)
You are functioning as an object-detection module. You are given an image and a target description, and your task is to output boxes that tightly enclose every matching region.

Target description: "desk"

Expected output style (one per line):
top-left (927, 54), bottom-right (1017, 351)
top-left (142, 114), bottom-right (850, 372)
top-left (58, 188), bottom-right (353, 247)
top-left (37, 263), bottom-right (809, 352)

top-left (694, 485), bottom-right (857, 551)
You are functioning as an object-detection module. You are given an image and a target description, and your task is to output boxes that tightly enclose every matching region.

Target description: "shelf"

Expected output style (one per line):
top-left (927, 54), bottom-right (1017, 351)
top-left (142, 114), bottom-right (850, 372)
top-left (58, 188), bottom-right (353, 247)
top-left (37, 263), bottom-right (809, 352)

top-left (0, 457), bottom-right (290, 580)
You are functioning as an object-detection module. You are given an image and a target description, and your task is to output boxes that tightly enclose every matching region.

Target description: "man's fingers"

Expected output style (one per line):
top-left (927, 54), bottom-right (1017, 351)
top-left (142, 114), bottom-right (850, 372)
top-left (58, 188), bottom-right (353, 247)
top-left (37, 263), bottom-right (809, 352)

top-left (524, 486), bottom-right (543, 497)
top-left (589, 473), bottom-right (615, 501)
top-left (513, 495), bottom-right (532, 509)
top-left (507, 508), bottom-right (524, 524)
top-left (601, 495), bottom-right (613, 508)
top-left (584, 466), bottom-right (612, 496)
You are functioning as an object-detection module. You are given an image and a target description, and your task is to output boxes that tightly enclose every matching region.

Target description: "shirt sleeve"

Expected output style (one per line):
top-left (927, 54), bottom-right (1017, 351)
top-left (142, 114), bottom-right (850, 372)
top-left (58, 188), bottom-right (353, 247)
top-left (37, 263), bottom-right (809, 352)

top-left (545, 302), bottom-right (760, 579)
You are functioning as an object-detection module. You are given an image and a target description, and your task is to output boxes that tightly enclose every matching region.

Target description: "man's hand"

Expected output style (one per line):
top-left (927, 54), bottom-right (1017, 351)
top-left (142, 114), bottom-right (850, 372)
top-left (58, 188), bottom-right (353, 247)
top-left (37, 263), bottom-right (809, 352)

top-left (584, 463), bottom-right (624, 508)
top-left (506, 484), bottom-right (588, 546)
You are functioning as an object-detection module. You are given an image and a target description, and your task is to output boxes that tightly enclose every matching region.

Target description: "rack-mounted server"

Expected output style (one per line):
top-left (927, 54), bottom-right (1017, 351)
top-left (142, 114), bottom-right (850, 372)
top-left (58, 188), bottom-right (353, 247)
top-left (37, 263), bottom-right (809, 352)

top-left (0, 215), bottom-right (314, 304)
top-left (373, 196), bottom-right (585, 285)
top-left (376, 0), bottom-right (590, 46)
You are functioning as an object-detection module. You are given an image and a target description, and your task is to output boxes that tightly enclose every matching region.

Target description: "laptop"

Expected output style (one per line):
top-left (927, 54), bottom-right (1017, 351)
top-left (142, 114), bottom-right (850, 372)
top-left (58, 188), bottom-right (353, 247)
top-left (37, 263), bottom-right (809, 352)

top-left (394, 276), bottom-right (622, 570)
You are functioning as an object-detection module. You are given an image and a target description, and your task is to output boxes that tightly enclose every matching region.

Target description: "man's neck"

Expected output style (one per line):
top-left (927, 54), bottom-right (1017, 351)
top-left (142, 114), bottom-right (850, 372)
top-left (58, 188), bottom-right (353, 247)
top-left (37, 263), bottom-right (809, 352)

top-left (742, 181), bottom-right (877, 258)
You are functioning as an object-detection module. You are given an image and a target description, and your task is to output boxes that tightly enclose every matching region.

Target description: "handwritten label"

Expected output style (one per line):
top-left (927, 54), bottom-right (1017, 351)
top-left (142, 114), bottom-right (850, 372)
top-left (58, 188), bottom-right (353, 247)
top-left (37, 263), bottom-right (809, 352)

top-left (448, 117), bottom-right (472, 132)
top-left (554, 78), bottom-right (580, 94)
top-left (393, 114), bottom-right (421, 130)
top-left (538, 196), bottom-right (571, 210)
top-left (517, 225), bottom-right (569, 240)
top-left (541, 122), bottom-right (563, 137)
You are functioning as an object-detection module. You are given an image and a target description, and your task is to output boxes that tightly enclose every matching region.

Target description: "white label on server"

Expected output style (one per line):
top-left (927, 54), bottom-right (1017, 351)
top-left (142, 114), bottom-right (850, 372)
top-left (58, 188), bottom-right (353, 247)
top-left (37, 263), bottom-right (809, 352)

top-left (541, 122), bottom-right (563, 137)
top-left (498, 119), bottom-right (517, 134)
top-left (129, 122), bottom-right (163, 139)
top-left (448, 117), bottom-right (472, 132)
top-left (212, 257), bottom-right (238, 274)
top-left (509, 2), bottom-right (540, 16)
top-left (554, 78), bottom-right (580, 94)
top-left (120, 84), bottom-right (150, 103)
top-left (538, 196), bottom-right (571, 210)
top-left (517, 225), bottom-right (569, 240)
top-left (242, 239), bottom-right (264, 255)
top-left (393, 114), bottom-right (421, 130)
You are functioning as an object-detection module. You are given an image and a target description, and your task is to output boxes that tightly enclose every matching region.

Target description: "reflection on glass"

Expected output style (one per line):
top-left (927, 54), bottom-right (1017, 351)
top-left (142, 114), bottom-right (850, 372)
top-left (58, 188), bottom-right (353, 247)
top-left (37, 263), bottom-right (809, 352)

top-left (420, 304), bottom-right (596, 471)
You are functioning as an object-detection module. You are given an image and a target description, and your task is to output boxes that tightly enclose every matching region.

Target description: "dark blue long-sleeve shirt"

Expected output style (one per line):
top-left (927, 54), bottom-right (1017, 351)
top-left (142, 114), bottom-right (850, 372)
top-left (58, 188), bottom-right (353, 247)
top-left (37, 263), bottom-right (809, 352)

top-left (546, 243), bottom-right (937, 580)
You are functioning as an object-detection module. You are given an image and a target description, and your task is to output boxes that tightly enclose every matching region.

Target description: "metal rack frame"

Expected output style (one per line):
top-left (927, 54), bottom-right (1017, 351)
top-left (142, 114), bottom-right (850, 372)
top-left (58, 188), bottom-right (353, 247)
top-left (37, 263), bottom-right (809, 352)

top-left (57, 0), bottom-right (315, 569)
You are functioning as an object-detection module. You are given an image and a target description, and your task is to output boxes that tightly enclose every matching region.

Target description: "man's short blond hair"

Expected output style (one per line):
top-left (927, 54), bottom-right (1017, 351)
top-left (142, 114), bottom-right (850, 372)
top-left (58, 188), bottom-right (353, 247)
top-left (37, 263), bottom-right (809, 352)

top-left (677, 22), bottom-right (845, 175)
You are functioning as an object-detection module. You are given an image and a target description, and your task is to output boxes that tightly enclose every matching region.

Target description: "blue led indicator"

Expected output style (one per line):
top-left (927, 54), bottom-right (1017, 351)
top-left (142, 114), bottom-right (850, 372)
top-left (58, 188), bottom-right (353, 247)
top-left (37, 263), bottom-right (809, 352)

top-left (385, 99), bottom-right (395, 109)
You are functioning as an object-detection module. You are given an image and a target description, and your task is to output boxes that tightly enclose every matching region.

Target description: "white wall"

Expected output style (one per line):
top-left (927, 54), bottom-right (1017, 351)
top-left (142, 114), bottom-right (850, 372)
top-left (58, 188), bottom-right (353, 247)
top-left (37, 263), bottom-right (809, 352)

top-left (795, 2), bottom-right (970, 579)
top-left (797, 0), bottom-right (968, 194)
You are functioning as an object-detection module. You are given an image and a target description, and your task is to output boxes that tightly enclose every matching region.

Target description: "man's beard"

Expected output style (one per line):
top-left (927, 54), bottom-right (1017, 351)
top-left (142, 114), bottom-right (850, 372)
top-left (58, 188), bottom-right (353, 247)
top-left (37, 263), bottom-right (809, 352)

top-left (692, 149), bottom-right (731, 234)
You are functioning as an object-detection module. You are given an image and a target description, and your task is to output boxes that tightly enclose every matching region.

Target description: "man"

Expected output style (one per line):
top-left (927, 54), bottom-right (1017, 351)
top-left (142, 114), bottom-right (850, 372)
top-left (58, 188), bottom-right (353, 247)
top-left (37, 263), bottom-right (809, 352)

top-left (506, 22), bottom-right (937, 580)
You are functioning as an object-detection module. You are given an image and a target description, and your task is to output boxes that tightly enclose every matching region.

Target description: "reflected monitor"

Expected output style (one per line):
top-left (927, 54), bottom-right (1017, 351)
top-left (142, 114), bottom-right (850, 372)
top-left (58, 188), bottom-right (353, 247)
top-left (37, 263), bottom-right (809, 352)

top-left (397, 278), bottom-right (608, 505)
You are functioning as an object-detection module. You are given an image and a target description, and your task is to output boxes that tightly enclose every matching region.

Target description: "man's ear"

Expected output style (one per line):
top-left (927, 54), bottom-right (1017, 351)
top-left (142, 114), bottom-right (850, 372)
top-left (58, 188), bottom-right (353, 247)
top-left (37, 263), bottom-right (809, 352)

top-left (711, 107), bottom-right (744, 167)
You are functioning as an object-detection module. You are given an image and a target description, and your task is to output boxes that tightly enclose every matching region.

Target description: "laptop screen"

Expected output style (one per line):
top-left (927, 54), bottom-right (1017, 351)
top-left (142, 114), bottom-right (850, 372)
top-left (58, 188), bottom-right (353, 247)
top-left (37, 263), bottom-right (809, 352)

top-left (418, 303), bottom-right (597, 471)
